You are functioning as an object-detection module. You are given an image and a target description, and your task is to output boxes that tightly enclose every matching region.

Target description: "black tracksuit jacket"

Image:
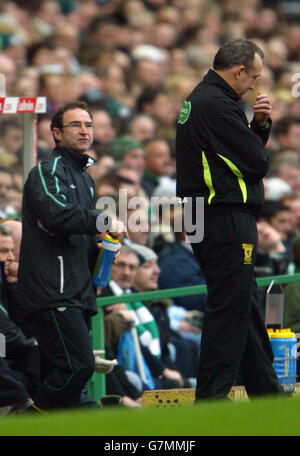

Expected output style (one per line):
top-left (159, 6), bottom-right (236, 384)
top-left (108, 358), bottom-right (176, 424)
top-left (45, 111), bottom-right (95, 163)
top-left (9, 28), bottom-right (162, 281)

top-left (18, 146), bottom-right (110, 318)
top-left (176, 69), bottom-right (271, 213)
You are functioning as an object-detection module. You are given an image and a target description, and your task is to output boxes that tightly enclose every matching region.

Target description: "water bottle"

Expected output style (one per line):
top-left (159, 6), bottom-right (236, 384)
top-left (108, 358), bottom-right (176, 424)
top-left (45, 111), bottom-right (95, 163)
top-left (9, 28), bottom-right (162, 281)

top-left (267, 328), bottom-right (297, 384)
top-left (93, 234), bottom-right (120, 287)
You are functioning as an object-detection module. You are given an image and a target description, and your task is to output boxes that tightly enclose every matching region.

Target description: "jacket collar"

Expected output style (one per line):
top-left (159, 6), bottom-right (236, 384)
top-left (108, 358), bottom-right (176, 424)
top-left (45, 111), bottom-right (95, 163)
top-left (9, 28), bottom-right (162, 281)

top-left (53, 146), bottom-right (95, 171)
top-left (202, 69), bottom-right (240, 101)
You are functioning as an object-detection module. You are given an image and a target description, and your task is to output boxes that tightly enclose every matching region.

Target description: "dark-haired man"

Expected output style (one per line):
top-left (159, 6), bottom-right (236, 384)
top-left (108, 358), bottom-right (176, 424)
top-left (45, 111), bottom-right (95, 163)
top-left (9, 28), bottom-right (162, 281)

top-left (176, 39), bottom-right (288, 400)
top-left (19, 101), bottom-right (127, 410)
top-left (273, 117), bottom-right (300, 153)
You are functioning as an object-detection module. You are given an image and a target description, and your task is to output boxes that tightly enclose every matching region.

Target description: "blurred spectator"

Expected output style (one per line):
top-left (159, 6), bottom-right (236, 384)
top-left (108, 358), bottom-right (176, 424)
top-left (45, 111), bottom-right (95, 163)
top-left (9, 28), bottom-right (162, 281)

top-left (109, 135), bottom-right (145, 178)
top-left (268, 158), bottom-right (300, 195)
top-left (7, 184), bottom-right (22, 218)
top-left (130, 242), bottom-right (199, 385)
top-left (2, 219), bottom-right (31, 335)
top-left (87, 151), bottom-right (115, 183)
top-left (281, 193), bottom-right (300, 236)
top-left (284, 233), bottom-right (300, 333)
top-left (141, 138), bottom-right (172, 197)
top-left (39, 72), bottom-right (72, 115)
top-left (94, 173), bottom-right (120, 198)
top-left (126, 206), bottom-right (149, 246)
top-left (256, 220), bottom-right (292, 318)
top-left (0, 54), bottom-right (16, 95)
top-left (3, 219), bottom-right (21, 261)
top-left (112, 163), bottom-right (142, 199)
top-left (131, 58), bottom-right (167, 93)
top-left (37, 114), bottom-right (55, 154)
top-left (158, 227), bottom-right (207, 313)
top-left (91, 109), bottom-right (116, 147)
top-left (272, 117), bottom-right (300, 153)
top-left (128, 114), bottom-right (157, 142)
top-left (0, 224), bottom-right (40, 414)
top-left (102, 245), bottom-right (186, 389)
top-left (0, 168), bottom-right (17, 219)
top-left (257, 200), bottom-right (293, 252)
top-left (264, 177), bottom-right (292, 201)
top-left (0, 119), bottom-right (23, 167)
top-left (136, 87), bottom-right (177, 140)
top-left (31, 0), bottom-right (64, 39)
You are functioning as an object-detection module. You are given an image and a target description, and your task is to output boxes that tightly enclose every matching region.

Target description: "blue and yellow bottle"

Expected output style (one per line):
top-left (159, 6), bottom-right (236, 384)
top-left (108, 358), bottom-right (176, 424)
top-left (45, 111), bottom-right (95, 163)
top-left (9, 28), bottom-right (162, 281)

top-left (93, 234), bottom-right (120, 288)
top-left (267, 328), bottom-right (297, 384)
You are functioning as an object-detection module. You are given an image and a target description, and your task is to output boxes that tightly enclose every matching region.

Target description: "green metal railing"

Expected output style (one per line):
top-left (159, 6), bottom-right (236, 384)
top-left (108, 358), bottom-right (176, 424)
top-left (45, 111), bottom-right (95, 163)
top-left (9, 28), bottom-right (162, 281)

top-left (87, 272), bottom-right (300, 402)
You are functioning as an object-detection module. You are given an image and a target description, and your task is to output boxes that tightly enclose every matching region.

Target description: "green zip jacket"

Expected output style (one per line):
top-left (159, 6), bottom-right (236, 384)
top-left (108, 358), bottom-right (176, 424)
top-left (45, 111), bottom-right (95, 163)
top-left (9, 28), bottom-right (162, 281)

top-left (18, 146), bottom-right (111, 317)
top-left (175, 69), bottom-right (271, 212)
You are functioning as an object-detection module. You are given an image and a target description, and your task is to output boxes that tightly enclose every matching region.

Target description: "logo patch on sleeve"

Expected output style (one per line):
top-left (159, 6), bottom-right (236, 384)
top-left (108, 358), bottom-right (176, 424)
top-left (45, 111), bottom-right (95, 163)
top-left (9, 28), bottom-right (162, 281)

top-left (178, 100), bottom-right (191, 124)
top-left (242, 243), bottom-right (254, 264)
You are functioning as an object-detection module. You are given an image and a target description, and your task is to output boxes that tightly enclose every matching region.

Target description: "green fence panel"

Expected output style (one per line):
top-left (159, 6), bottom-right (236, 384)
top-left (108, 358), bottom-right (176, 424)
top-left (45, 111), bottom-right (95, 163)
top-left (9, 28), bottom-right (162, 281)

top-left (88, 272), bottom-right (300, 402)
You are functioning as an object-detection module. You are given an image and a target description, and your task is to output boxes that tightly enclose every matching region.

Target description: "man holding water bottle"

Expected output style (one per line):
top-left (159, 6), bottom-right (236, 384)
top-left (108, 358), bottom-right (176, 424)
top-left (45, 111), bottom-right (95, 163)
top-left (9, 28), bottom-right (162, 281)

top-left (18, 101), bottom-right (127, 410)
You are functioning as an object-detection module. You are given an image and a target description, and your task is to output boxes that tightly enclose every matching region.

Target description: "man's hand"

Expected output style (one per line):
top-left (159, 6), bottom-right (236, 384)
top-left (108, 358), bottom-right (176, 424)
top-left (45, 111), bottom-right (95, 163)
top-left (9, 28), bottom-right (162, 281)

top-left (98, 218), bottom-right (128, 242)
top-left (4, 261), bottom-right (18, 283)
top-left (178, 321), bottom-right (201, 333)
top-left (162, 368), bottom-right (184, 387)
top-left (253, 92), bottom-right (272, 127)
top-left (106, 303), bottom-right (128, 313)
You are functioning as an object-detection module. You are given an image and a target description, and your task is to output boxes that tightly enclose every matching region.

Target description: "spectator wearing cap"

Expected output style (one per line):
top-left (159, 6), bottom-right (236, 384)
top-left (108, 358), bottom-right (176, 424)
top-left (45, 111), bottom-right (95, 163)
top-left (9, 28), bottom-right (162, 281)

top-left (284, 233), bottom-right (300, 334)
top-left (101, 245), bottom-right (184, 389)
top-left (109, 135), bottom-right (145, 179)
top-left (130, 243), bottom-right (199, 384)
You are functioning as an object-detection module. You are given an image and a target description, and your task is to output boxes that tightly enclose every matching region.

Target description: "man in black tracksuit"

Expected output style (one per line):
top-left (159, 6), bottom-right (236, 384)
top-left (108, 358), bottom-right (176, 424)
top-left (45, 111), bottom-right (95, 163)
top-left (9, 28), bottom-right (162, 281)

top-left (18, 101), bottom-right (126, 410)
top-left (176, 39), bottom-right (284, 400)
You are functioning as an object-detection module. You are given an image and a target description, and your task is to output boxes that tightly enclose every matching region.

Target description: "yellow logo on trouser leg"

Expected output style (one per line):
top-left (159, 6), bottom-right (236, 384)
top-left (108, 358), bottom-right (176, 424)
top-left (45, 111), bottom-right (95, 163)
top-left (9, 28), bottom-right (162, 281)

top-left (242, 243), bottom-right (254, 264)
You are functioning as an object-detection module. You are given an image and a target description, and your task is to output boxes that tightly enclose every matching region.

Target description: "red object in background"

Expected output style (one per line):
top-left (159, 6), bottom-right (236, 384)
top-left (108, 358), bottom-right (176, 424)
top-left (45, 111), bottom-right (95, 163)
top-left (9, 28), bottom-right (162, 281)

top-left (17, 97), bottom-right (37, 113)
top-left (0, 97), bottom-right (5, 113)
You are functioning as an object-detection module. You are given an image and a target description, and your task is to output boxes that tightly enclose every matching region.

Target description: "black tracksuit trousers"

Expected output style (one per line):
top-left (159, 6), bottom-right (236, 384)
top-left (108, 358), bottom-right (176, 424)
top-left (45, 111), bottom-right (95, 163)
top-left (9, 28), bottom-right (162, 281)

top-left (31, 307), bottom-right (95, 410)
top-left (190, 211), bottom-right (281, 399)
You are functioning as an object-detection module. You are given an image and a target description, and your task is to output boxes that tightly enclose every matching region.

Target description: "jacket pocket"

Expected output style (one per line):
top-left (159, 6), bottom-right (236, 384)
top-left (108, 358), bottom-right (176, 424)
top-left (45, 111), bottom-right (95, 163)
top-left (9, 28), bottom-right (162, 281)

top-left (58, 255), bottom-right (64, 294)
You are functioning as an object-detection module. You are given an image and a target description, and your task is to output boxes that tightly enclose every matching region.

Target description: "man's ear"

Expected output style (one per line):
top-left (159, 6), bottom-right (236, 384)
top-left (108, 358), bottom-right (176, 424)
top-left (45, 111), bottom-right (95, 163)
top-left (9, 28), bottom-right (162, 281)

top-left (52, 127), bottom-right (62, 143)
top-left (233, 65), bottom-right (246, 80)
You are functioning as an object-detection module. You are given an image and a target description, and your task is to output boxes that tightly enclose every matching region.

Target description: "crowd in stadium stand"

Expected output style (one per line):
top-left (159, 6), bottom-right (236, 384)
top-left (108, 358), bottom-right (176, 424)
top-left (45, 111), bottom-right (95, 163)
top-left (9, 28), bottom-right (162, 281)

top-left (1, 0), bottom-right (300, 411)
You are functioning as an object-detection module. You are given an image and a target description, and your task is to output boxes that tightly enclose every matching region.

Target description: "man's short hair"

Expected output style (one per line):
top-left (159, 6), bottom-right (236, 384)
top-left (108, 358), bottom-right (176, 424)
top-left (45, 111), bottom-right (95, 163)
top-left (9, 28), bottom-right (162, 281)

top-left (213, 39), bottom-right (264, 71)
top-left (257, 200), bottom-right (290, 221)
top-left (273, 116), bottom-right (300, 138)
top-left (50, 101), bottom-right (93, 131)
